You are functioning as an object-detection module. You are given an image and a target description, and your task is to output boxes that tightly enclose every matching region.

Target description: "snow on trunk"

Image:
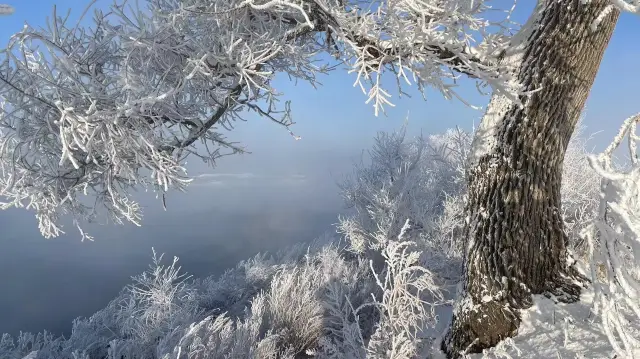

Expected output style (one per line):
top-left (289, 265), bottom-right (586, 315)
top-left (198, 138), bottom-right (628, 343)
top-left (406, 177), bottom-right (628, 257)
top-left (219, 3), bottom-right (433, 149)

top-left (443, 0), bottom-right (620, 357)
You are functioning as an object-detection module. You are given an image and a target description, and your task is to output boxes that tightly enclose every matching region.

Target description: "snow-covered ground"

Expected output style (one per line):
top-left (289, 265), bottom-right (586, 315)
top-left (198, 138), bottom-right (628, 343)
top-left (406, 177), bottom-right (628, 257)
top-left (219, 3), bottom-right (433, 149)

top-left (470, 290), bottom-right (618, 359)
top-left (424, 285), bottom-right (636, 359)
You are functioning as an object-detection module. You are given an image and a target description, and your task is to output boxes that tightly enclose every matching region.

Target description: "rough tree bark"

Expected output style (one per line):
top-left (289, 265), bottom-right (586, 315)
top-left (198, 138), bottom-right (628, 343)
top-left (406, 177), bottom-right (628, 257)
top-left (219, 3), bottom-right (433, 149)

top-left (442, 0), bottom-right (620, 356)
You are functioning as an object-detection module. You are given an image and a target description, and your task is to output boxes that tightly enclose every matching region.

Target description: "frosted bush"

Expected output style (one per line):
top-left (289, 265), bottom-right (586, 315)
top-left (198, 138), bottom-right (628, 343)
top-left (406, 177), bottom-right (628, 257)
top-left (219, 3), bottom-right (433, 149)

top-left (0, 332), bottom-right (62, 359)
top-left (157, 294), bottom-right (283, 359)
top-left (113, 250), bottom-right (201, 355)
top-left (192, 239), bottom-right (325, 316)
top-left (585, 113), bottom-right (640, 358)
top-left (158, 242), bottom-right (383, 358)
top-left (364, 221), bottom-right (444, 358)
top-left (338, 126), bottom-right (468, 267)
top-left (562, 123), bottom-right (601, 254)
top-left (339, 123), bottom-right (599, 269)
top-left (265, 266), bottom-right (325, 354)
top-left (318, 221), bottom-right (444, 359)
top-left (0, 125), bottom-right (605, 359)
top-left (49, 249), bottom-right (201, 359)
top-left (193, 252), bottom-right (281, 316)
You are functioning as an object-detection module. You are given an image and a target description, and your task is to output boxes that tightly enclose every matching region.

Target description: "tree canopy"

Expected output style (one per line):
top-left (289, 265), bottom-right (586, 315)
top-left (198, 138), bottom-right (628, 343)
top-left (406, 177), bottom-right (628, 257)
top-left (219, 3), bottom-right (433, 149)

top-left (0, 1), bottom-right (637, 241)
top-left (0, 0), bottom-right (525, 239)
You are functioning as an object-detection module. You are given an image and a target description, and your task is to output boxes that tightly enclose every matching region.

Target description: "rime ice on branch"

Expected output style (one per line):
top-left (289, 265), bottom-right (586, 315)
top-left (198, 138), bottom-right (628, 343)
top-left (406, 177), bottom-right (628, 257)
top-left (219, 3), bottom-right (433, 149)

top-left (0, 0), bottom-right (519, 238)
top-left (587, 113), bottom-right (640, 358)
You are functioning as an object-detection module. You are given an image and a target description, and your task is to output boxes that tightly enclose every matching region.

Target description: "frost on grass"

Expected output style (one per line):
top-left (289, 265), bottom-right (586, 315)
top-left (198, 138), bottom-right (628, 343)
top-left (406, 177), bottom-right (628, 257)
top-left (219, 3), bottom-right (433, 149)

top-left (0, 125), bottom-right (615, 359)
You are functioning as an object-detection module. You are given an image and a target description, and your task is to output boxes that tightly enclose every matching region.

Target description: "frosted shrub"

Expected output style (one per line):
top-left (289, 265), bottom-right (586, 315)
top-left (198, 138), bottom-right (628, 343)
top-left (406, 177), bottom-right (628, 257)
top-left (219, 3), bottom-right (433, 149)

top-left (562, 124), bottom-right (601, 254)
top-left (364, 220), bottom-right (444, 358)
top-left (193, 252), bottom-right (281, 316)
top-left (317, 260), bottom-right (378, 359)
top-left (0, 332), bottom-right (62, 359)
top-left (157, 294), bottom-right (283, 359)
top-left (40, 249), bottom-right (201, 359)
top-left (430, 193), bottom-right (466, 262)
top-left (192, 240), bottom-right (326, 317)
top-left (114, 250), bottom-right (200, 354)
top-left (339, 124), bottom-right (599, 268)
top-left (158, 242), bottom-right (381, 358)
top-left (338, 135), bottom-right (455, 356)
top-left (338, 126), bottom-right (468, 270)
top-left (265, 266), bottom-right (325, 354)
top-left (0, 262), bottom-right (197, 358)
top-left (585, 113), bottom-right (640, 358)
top-left (318, 221), bottom-right (443, 359)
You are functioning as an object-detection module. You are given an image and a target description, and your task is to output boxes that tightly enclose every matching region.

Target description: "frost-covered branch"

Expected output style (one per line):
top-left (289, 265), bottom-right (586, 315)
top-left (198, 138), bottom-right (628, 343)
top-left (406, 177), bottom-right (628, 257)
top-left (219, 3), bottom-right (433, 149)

top-left (607, 0), bottom-right (640, 14)
top-left (0, 0), bottom-right (519, 238)
top-left (363, 222), bottom-right (444, 358)
top-left (586, 113), bottom-right (640, 357)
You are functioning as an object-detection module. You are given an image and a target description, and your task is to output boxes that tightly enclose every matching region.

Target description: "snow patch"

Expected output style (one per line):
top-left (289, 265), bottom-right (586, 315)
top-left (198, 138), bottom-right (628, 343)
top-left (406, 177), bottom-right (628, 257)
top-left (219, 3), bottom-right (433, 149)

top-left (467, 288), bottom-right (626, 358)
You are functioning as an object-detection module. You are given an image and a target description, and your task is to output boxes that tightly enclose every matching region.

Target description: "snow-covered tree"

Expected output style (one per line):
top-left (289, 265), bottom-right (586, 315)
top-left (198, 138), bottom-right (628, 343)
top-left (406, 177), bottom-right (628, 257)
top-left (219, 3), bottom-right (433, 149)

top-left (441, 2), bottom-right (640, 357)
top-left (1, 0), bottom-right (640, 357)
top-left (0, 0), bottom-right (517, 239)
top-left (338, 123), bottom-right (598, 274)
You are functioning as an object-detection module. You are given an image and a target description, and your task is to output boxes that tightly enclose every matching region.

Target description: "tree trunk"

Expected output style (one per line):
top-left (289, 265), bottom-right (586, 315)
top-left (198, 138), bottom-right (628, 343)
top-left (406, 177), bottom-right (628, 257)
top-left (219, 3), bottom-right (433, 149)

top-left (442, 1), bottom-right (619, 356)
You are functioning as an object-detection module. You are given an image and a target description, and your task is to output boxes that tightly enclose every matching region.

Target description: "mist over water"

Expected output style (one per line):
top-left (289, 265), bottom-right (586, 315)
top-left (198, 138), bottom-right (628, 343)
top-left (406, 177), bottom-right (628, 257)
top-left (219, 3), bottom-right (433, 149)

top-left (0, 168), bottom-right (346, 338)
top-left (0, 105), bottom-right (384, 339)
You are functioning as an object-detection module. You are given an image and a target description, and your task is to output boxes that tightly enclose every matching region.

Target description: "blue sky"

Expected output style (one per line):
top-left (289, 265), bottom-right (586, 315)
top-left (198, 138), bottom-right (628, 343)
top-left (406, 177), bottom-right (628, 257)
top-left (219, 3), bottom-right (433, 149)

top-left (0, 0), bottom-right (638, 337)
top-left (1, 0), bottom-right (638, 167)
